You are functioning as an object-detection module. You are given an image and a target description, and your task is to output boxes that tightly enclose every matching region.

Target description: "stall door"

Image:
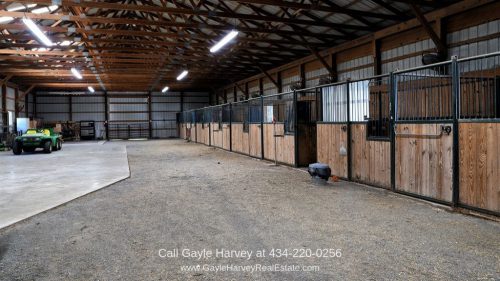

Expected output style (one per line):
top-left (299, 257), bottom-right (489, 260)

top-left (394, 73), bottom-right (454, 203)
top-left (297, 97), bottom-right (317, 166)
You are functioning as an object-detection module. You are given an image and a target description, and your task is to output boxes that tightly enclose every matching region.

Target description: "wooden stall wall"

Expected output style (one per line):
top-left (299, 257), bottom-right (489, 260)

top-left (179, 123), bottom-right (186, 139)
top-left (196, 123), bottom-right (210, 145)
top-left (316, 124), bottom-right (348, 179)
top-left (263, 123), bottom-right (295, 165)
top-left (459, 123), bottom-right (500, 213)
top-left (231, 123), bottom-right (250, 155)
top-left (395, 124), bottom-right (453, 202)
top-left (222, 123), bottom-right (231, 150)
top-left (351, 124), bottom-right (391, 188)
top-left (211, 122), bottom-right (223, 148)
top-left (249, 124), bottom-right (262, 158)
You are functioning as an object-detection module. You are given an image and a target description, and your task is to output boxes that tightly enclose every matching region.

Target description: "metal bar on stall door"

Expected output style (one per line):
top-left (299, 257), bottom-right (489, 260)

top-left (346, 80), bottom-right (352, 181)
top-left (451, 56), bottom-right (460, 207)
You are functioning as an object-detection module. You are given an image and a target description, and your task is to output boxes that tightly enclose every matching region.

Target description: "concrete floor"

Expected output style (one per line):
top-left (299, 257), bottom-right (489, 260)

top-left (0, 141), bottom-right (129, 229)
top-left (0, 140), bottom-right (498, 281)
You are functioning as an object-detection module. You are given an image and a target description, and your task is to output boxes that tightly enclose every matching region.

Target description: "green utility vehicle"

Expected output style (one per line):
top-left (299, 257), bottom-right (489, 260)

top-left (12, 128), bottom-right (62, 155)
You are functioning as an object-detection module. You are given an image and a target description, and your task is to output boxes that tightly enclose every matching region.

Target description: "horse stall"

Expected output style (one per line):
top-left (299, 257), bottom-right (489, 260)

top-left (457, 54), bottom-right (500, 214)
top-left (230, 101), bottom-right (251, 155)
top-left (176, 52), bottom-right (499, 217)
top-left (393, 65), bottom-right (454, 203)
top-left (262, 92), bottom-right (296, 166)
top-left (194, 109), bottom-right (210, 145)
top-left (316, 78), bottom-right (391, 188)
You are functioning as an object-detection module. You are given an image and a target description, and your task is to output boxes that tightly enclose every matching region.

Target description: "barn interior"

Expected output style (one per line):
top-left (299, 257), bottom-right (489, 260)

top-left (0, 1), bottom-right (499, 280)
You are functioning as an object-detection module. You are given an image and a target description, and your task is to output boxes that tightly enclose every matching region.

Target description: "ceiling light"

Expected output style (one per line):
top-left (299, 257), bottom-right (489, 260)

top-left (60, 40), bottom-right (72, 46)
top-left (162, 86), bottom-right (169, 93)
top-left (0, 17), bottom-right (14, 23)
top-left (32, 5), bottom-right (58, 14)
top-left (176, 70), bottom-right (188, 81)
top-left (210, 30), bottom-right (239, 53)
top-left (71, 68), bottom-right (83, 79)
top-left (22, 18), bottom-right (53, 46)
top-left (88, 86), bottom-right (95, 93)
top-left (7, 4), bottom-right (37, 12)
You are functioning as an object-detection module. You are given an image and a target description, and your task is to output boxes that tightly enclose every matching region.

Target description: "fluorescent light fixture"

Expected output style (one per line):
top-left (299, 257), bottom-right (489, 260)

top-left (22, 18), bottom-right (53, 46)
top-left (161, 86), bottom-right (169, 93)
top-left (71, 68), bottom-right (83, 79)
top-left (7, 4), bottom-right (37, 12)
top-left (176, 70), bottom-right (188, 81)
top-left (87, 86), bottom-right (95, 93)
top-left (59, 40), bottom-right (72, 46)
top-left (32, 5), bottom-right (58, 14)
top-left (210, 30), bottom-right (239, 53)
top-left (0, 17), bottom-right (14, 23)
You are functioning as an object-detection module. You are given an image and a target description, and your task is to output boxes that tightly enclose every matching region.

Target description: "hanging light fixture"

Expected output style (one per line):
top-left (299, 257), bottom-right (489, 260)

top-left (176, 70), bottom-right (188, 81)
top-left (22, 18), bottom-right (53, 46)
top-left (210, 30), bottom-right (239, 53)
top-left (71, 68), bottom-right (83, 79)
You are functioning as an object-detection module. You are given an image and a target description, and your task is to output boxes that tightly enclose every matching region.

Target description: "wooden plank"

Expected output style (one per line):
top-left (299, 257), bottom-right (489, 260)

top-left (249, 124), bottom-right (262, 158)
top-left (395, 124), bottom-right (453, 201)
top-left (459, 123), bottom-right (500, 212)
top-left (317, 124), bottom-right (348, 178)
top-left (351, 124), bottom-right (391, 188)
top-left (263, 124), bottom-right (295, 165)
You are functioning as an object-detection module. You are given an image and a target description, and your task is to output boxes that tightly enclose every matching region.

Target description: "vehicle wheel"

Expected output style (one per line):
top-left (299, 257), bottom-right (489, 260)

top-left (43, 141), bottom-right (52, 154)
top-left (23, 147), bottom-right (36, 153)
top-left (12, 141), bottom-right (22, 155)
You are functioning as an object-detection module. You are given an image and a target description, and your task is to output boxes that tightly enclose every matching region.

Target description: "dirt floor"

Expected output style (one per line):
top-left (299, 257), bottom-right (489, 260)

top-left (0, 139), bottom-right (498, 281)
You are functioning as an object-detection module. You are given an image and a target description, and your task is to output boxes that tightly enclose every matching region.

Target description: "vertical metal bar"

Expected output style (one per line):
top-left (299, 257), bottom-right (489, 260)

top-left (148, 91), bottom-right (152, 139)
top-left (209, 108), bottom-right (212, 147)
top-left (451, 56), bottom-right (460, 207)
top-left (104, 91), bottom-right (109, 141)
top-left (346, 80), bottom-right (352, 181)
top-left (260, 95), bottom-right (264, 160)
top-left (496, 76), bottom-right (500, 118)
top-left (293, 90), bottom-right (299, 167)
top-left (229, 103), bottom-right (232, 152)
top-left (390, 72), bottom-right (396, 191)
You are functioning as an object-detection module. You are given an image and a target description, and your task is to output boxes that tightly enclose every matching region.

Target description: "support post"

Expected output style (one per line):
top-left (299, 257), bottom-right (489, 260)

top-left (14, 88), bottom-right (19, 132)
top-left (260, 95), bottom-right (265, 159)
top-left (148, 91), bottom-right (152, 139)
top-left (346, 80), bottom-right (352, 181)
top-left (104, 91), bottom-right (109, 140)
top-left (229, 103), bottom-right (232, 152)
top-left (293, 90), bottom-right (298, 167)
top-left (1, 84), bottom-right (6, 132)
top-left (451, 56), bottom-right (460, 207)
top-left (390, 72), bottom-right (397, 191)
top-left (68, 95), bottom-right (73, 121)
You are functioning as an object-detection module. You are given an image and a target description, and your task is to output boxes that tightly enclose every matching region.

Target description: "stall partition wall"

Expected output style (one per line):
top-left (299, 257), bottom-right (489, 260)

top-left (179, 52), bottom-right (500, 216)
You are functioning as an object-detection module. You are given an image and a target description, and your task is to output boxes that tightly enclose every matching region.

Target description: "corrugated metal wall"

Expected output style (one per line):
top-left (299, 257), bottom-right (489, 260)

top-left (151, 91), bottom-right (180, 138)
top-left (31, 91), bottom-right (208, 139)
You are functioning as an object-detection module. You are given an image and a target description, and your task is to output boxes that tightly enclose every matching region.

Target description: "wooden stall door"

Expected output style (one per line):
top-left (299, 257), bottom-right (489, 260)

top-left (317, 124), bottom-right (348, 178)
top-left (297, 100), bottom-right (317, 166)
top-left (395, 124), bottom-right (453, 202)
